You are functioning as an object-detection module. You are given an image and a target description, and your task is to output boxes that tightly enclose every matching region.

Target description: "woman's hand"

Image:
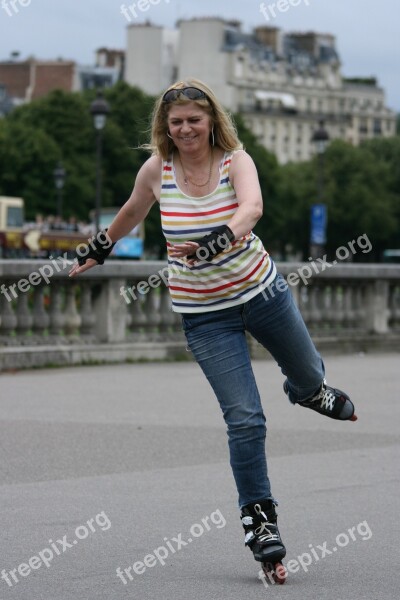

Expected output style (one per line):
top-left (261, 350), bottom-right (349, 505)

top-left (69, 258), bottom-right (99, 278)
top-left (169, 241), bottom-right (200, 265)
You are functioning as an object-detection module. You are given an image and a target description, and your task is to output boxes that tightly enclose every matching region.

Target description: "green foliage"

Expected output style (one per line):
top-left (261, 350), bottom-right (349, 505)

top-left (0, 84), bottom-right (155, 223)
top-left (276, 138), bottom-right (400, 260)
top-left (324, 140), bottom-right (397, 259)
top-left (0, 120), bottom-right (60, 218)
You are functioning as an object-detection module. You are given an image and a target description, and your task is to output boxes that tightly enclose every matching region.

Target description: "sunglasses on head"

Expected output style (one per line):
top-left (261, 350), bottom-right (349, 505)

top-left (162, 86), bottom-right (208, 103)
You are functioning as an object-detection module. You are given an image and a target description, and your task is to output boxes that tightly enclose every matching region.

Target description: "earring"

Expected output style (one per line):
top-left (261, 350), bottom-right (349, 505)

top-left (167, 132), bottom-right (173, 139)
top-left (211, 127), bottom-right (215, 146)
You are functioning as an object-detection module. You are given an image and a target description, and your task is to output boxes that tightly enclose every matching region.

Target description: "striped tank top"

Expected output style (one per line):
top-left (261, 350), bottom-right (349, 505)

top-left (160, 151), bottom-right (276, 313)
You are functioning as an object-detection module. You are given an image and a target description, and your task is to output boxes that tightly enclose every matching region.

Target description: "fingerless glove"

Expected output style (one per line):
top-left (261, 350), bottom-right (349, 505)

top-left (187, 225), bottom-right (235, 262)
top-left (77, 229), bottom-right (115, 266)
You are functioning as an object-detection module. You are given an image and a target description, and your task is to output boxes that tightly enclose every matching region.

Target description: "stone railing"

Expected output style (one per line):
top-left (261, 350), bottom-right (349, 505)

top-left (0, 260), bottom-right (399, 370)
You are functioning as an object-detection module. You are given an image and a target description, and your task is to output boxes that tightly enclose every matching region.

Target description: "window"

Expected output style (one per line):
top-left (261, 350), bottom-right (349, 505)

top-left (7, 206), bottom-right (23, 228)
top-left (373, 119), bottom-right (382, 135)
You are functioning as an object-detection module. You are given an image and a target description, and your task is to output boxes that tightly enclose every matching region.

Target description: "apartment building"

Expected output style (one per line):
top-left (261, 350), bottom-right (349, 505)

top-left (0, 57), bottom-right (76, 106)
top-left (0, 51), bottom-right (123, 109)
top-left (125, 18), bottom-right (397, 163)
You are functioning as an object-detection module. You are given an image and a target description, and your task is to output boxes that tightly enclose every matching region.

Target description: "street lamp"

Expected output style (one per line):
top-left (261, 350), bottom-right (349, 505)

top-left (90, 91), bottom-right (110, 232)
top-left (53, 161), bottom-right (66, 219)
top-left (310, 120), bottom-right (330, 258)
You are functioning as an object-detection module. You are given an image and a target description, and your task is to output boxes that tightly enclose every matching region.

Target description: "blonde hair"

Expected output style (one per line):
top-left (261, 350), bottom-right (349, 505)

top-left (144, 78), bottom-right (243, 159)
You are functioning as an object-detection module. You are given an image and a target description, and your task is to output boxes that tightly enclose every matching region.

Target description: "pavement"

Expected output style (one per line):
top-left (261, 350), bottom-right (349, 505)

top-left (0, 353), bottom-right (399, 600)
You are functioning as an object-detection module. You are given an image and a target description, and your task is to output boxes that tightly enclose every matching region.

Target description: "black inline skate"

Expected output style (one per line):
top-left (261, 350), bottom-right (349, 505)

top-left (241, 498), bottom-right (287, 585)
top-left (284, 379), bottom-right (357, 421)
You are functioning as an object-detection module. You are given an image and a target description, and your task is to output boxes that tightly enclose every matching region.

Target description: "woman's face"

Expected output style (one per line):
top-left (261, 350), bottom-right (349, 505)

top-left (167, 102), bottom-right (212, 155)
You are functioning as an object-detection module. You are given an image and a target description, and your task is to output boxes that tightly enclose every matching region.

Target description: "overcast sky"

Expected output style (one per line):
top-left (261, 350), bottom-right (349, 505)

top-left (1, 0), bottom-right (399, 110)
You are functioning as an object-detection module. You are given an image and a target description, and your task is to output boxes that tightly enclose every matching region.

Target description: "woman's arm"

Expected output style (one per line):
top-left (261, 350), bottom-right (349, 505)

top-left (226, 150), bottom-right (263, 239)
top-left (107, 155), bottom-right (161, 242)
top-left (69, 155), bottom-right (161, 276)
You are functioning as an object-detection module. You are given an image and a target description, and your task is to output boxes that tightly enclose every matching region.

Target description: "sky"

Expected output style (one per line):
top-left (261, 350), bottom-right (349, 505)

top-left (0, 0), bottom-right (399, 111)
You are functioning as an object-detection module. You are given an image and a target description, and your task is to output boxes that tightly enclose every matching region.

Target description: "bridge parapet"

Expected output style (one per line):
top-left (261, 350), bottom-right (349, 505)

top-left (1, 260), bottom-right (399, 369)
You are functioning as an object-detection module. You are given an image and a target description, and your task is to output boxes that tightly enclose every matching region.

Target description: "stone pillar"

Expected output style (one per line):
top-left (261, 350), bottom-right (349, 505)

top-left (93, 279), bottom-right (128, 343)
top-left (365, 280), bottom-right (389, 334)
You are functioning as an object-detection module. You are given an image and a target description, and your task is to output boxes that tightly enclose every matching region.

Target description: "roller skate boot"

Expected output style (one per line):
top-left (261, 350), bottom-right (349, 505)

top-left (284, 379), bottom-right (357, 421)
top-left (241, 499), bottom-right (287, 584)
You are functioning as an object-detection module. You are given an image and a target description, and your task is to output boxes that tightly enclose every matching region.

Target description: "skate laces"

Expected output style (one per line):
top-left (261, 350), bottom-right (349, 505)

top-left (309, 380), bottom-right (335, 412)
top-left (253, 504), bottom-right (280, 543)
top-left (320, 389), bottom-right (335, 411)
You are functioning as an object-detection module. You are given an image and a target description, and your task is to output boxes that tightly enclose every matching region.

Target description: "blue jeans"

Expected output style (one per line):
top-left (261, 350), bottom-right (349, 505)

top-left (181, 274), bottom-right (325, 508)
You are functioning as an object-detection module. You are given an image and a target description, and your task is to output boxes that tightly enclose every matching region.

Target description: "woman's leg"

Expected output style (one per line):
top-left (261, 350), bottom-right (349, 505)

top-left (181, 307), bottom-right (273, 508)
top-left (243, 275), bottom-right (325, 403)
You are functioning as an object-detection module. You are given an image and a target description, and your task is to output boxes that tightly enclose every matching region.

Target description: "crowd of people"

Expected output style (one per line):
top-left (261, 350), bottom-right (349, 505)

top-left (25, 214), bottom-right (94, 236)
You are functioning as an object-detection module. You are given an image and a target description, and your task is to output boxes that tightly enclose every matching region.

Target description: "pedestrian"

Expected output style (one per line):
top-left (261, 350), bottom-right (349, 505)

top-left (69, 79), bottom-right (357, 582)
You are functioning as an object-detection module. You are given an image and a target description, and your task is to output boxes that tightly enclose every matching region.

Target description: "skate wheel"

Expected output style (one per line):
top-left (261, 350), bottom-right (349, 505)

top-left (350, 414), bottom-right (358, 422)
top-left (262, 561), bottom-right (287, 585)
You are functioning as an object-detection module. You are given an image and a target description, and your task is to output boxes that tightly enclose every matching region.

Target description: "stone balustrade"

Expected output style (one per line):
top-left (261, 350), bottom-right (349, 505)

top-left (0, 259), bottom-right (399, 370)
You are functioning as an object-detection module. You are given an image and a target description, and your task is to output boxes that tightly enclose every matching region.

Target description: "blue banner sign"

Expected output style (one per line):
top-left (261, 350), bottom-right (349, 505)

top-left (310, 204), bottom-right (327, 245)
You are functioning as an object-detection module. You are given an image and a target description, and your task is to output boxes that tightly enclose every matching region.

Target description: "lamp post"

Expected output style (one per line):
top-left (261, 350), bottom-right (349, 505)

top-left (310, 120), bottom-right (330, 259)
top-left (53, 161), bottom-right (66, 219)
top-left (90, 91), bottom-right (110, 232)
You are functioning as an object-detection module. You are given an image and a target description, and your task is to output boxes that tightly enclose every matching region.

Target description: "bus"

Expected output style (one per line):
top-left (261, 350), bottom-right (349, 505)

top-left (0, 197), bottom-right (145, 259)
top-left (0, 196), bottom-right (25, 257)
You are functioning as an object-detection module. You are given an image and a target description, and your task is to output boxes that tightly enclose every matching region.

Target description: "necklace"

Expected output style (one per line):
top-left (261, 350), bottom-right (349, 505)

top-left (179, 150), bottom-right (213, 187)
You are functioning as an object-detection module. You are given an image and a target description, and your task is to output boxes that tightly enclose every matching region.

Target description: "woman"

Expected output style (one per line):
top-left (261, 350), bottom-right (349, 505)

top-left (69, 79), bottom-right (357, 580)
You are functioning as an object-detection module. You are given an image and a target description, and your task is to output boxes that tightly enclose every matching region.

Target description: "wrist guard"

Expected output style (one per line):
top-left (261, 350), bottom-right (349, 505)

top-left (188, 225), bottom-right (235, 262)
top-left (76, 229), bottom-right (115, 266)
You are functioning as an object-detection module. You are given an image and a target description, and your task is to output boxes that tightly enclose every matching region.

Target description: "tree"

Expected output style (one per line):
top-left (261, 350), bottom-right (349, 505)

top-left (275, 139), bottom-right (399, 261)
top-left (361, 136), bottom-right (400, 253)
top-left (0, 120), bottom-right (61, 218)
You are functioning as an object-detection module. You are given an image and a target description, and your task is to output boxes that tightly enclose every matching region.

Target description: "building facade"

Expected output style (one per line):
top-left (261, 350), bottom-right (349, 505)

top-left (0, 58), bottom-right (76, 105)
top-left (125, 18), bottom-right (397, 163)
top-left (0, 51), bottom-right (123, 111)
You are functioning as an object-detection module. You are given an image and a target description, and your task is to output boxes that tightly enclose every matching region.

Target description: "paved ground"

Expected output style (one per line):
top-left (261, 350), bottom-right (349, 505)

top-left (0, 353), bottom-right (398, 600)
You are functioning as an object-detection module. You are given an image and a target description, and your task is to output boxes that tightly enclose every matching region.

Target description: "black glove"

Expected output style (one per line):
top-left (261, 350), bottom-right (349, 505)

top-left (187, 225), bottom-right (235, 262)
top-left (76, 229), bottom-right (115, 266)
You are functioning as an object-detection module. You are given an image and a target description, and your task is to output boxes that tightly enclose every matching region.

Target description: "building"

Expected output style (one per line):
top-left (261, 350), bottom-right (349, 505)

top-left (125, 23), bottom-right (178, 96)
top-left (77, 48), bottom-right (125, 91)
top-left (0, 57), bottom-right (75, 105)
top-left (124, 18), bottom-right (397, 163)
top-left (0, 50), bottom-right (124, 109)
